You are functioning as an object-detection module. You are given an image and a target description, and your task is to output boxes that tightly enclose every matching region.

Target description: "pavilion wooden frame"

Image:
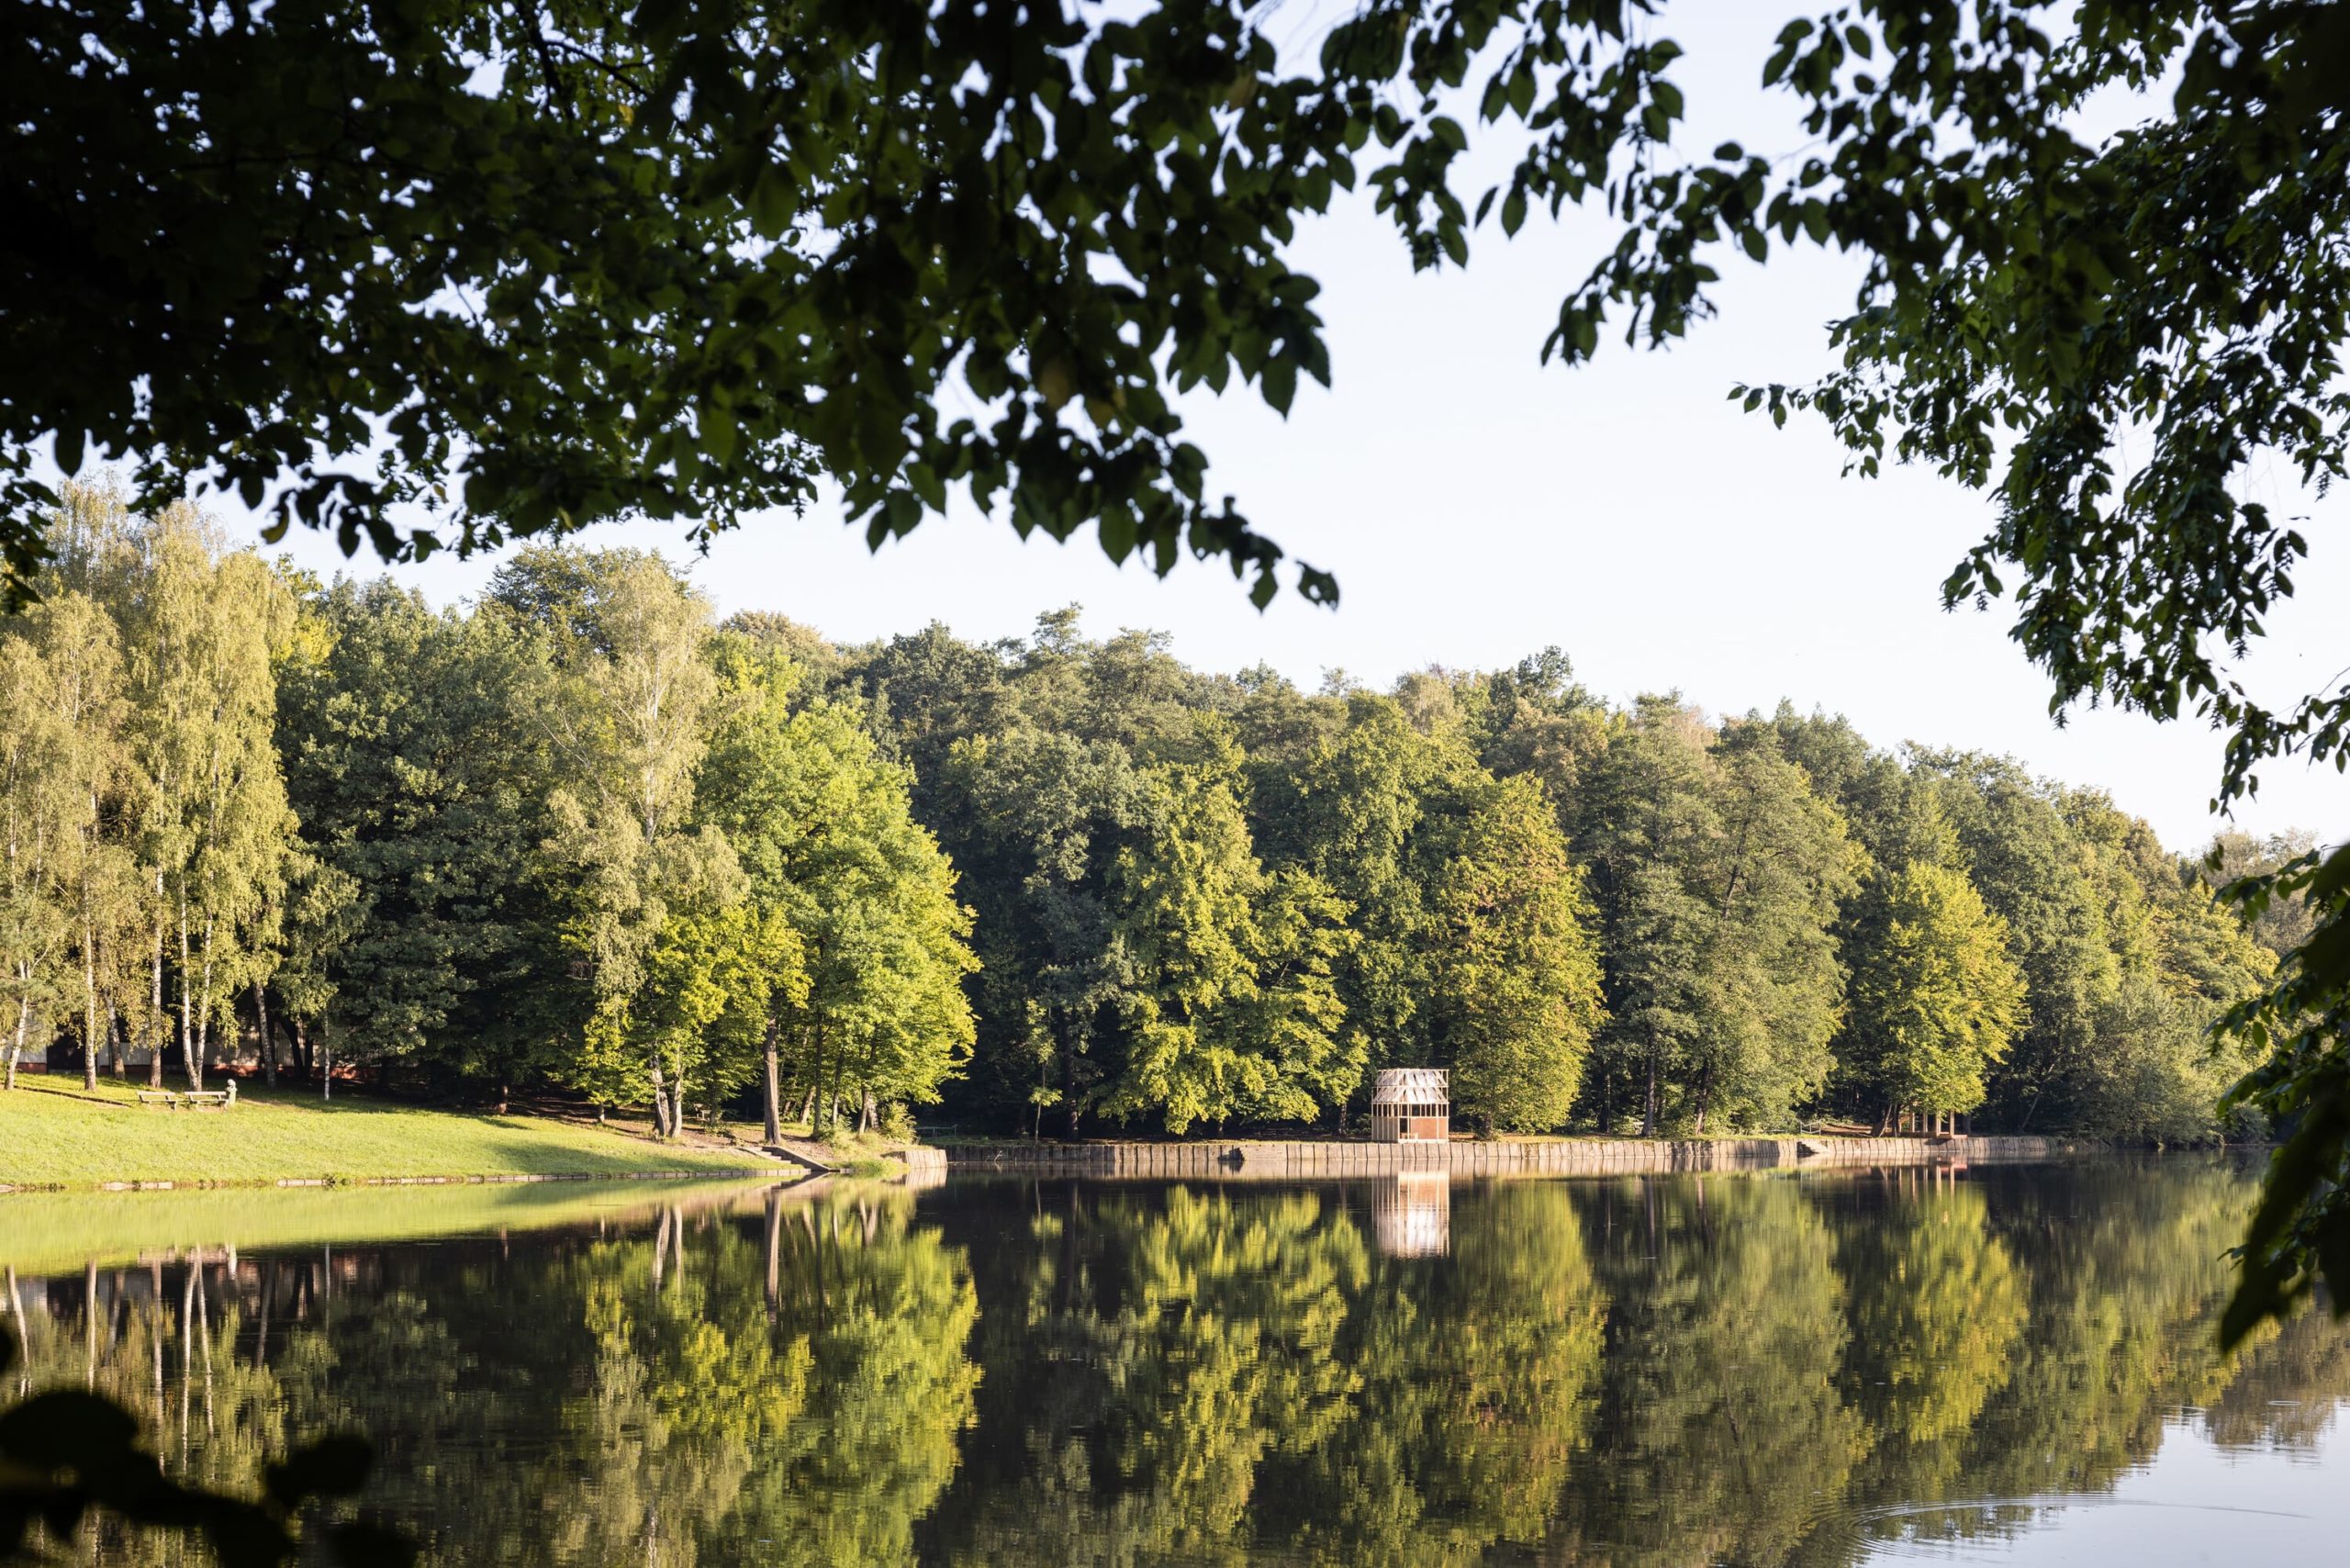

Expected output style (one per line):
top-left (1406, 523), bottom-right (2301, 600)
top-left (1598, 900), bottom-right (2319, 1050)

top-left (1368, 1068), bottom-right (1449, 1142)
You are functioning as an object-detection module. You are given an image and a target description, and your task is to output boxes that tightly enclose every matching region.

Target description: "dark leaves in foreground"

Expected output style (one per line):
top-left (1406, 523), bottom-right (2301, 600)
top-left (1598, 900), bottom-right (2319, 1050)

top-left (2221, 841), bottom-right (2350, 1348)
top-left (0, 1324), bottom-right (412, 1566)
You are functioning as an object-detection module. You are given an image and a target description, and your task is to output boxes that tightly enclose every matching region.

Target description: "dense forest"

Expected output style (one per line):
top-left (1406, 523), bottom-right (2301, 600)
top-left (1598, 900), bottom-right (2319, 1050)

top-left (0, 487), bottom-right (2312, 1141)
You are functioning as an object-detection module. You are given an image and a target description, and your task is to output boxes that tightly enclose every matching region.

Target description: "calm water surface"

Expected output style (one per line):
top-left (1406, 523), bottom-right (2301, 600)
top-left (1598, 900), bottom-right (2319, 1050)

top-left (4, 1159), bottom-right (2345, 1565)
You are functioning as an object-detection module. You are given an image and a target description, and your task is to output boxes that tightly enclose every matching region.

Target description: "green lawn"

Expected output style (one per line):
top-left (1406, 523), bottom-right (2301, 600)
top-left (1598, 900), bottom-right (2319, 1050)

top-left (0, 1078), bottom-right (773, 1188)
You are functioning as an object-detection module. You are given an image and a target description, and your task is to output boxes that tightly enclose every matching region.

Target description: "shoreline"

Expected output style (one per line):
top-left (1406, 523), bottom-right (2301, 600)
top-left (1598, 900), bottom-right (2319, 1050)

top-left (942, 1133), bottom-right (2078, 1178)
top-left (0, 1168), bottom-right (777, 1197)
top-left (0, 1133), bottom-right (2108, 1195)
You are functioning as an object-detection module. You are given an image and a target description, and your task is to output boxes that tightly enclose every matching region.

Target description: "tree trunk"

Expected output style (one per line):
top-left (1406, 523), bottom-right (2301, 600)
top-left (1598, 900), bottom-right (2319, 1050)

top-left (1641, 1040), bottom-right (1661, 1137)
top-left (856, 1089), bottom-right (875, 1136)
top-left (761, 1018), bottom-right (783, 1145)
top-left (82, 918), bottom-right (100, 1092)
top-left (6, 995), bottom-right (25, 1090)
top-left (193, 914), bottom-right (218, 1092)
top-left (827, 1046), bottom-right (845, 1142)
top-left (319, 1017), bottom-right (332, 1101)
top-left (798, 1083), bottom-right (816, 1128)
top-left (256, 985), bottom-right (277, 1090)
top-left (807, 1017), bottom-right (826, 1136)
top-left (178, 902), bottom-right (199, 1092)
top-left (108, 1002), bottom-right (125, 1080)
top-left (1060, 1011), bottom-right (1080, 1139)
top-left (648, 1058), bottom-right (672, 1139)
top-left (149, 911), bottom-right (165, 1090)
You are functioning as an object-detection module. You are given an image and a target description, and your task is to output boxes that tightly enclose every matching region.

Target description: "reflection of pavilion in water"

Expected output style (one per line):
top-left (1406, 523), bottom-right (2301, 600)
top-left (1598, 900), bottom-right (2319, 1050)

top-left (1371, 1172), bottom-right (1451, 1258)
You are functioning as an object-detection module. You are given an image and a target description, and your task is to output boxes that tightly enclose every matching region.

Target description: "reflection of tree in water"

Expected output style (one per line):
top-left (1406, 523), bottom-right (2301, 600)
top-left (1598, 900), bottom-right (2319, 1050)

top-left (2203, 1297), bottom-right (2350, 1450)
top-left (532, 1186), bottom-right (981, 1568)
top-left (7, 1162), bottom-right (2350, 1568)
top-left (4, 1182), bottom-right (982, 1567)
top-left (1814, 1159), bottom-right (2344, 1563)
top-left (1824, 1172), bottom-right (2029, 1512)
top-left (1935, 1162), bottom-right (2277, 1518)
top-left (1261, 1180), bottom-right (1608, 1568)
top-left (919, 1184), bottom-right (1369, 1566)
top-left (3, 1250), bottom-right (441, 1564)
top-left (914, 1179), bottom-right (1605, 1567)
top-left (1553, 1176), bottom-right (1871, 1568)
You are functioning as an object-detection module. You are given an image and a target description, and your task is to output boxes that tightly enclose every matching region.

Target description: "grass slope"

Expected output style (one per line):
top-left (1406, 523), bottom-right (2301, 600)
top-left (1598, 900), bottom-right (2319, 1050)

top-left (0, 1079), bottom-right (771, 1187)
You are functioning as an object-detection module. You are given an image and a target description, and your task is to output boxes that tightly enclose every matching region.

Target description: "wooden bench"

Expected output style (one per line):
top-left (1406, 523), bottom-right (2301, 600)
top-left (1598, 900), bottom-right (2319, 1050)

top-left (135, 1084), bottom-right (239, 1110)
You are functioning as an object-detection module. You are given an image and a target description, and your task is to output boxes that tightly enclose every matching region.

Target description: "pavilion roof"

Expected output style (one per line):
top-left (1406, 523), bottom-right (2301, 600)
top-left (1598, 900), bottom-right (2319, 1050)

top-left (1370, 1068), bottom-right (1449, 1106)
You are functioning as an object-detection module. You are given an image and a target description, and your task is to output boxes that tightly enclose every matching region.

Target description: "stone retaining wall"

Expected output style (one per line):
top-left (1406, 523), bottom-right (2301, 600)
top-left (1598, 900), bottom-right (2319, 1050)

top-left (942, 1134), bottom-right (2062, 1179)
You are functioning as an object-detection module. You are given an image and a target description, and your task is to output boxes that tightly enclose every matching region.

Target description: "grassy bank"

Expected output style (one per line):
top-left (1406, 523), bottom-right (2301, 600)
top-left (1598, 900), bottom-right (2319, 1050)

top-left (0, 1078), bottom-right (773, 1188)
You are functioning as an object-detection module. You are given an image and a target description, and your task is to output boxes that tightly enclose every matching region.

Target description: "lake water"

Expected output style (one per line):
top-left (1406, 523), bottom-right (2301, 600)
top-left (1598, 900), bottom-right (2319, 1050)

top-left (3, 1159), bottom-right (2345, 1565)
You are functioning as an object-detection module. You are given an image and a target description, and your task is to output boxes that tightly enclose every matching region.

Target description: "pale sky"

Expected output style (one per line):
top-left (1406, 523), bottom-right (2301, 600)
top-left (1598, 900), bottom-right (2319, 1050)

top-left (238, 4), bottom-right (2342, 851)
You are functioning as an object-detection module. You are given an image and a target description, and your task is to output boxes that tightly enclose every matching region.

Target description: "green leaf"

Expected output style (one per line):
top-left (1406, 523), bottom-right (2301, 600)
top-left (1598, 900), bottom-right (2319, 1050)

top-left (1262, 355), bottom-right (1298, 416)
top-left (883, 488), bottom-right (923, 539)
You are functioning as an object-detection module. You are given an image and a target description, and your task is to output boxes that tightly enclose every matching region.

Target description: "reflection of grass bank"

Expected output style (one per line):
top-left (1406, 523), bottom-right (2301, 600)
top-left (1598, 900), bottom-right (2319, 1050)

top-left (0, 1079), bottom-right (772, 1188)
top-left (0, 1175), bottom-right (790, 1275)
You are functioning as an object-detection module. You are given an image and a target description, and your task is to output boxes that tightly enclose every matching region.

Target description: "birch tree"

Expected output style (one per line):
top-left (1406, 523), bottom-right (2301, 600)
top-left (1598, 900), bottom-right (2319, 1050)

top-left (0, 633), bottom-right (70, 1088)
top-left (518, 549), bottom-right (733, 1130)
top-left (144, 524), bottom-right (294, 1090)
top-left (31, 592), bottom-right (133, 1091)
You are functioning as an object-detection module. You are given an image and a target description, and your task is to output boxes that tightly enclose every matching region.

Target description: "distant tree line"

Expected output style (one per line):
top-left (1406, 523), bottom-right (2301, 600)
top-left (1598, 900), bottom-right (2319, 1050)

top-left (827, 614), bottom-right (2291, 1141)
top-left (0, 486), bottom-right (2300, 1141)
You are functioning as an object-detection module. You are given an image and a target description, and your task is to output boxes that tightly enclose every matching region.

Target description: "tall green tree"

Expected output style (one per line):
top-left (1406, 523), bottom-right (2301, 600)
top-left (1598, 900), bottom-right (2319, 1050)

top-left (1912, 752), bottom-right (2121, 1133)
top-left (32, 591), bottom-right (135, 1092)
top-left (698, 641), bottom-right (973, 1138)
top-left (1102, 725), bottom-right (1354, 1132)
top-left (1572, 708), bottom-right (1858, 1133)
top-left (1572, 699), bottom-right (1719, 1135)
top-left (1685, 728), bottom-right (1861, 1130)
top-left (514, 550), bottom-right (738, 1132)
top-left (0, 628), bottom-right (72, 1088)
top-left (935, 724), bottom-right (1141, 1136)
top-left (275, 578), bottom-right (569, 1092)
top-left (1841, 861), bottom-right (2027, 1132)
top-left (111, 508), bottom-right (298, 1091)
top-left (1271, 695), bottom-right (1448, 1106)
top-left (1424, 773), bottom-right (1605, 1134)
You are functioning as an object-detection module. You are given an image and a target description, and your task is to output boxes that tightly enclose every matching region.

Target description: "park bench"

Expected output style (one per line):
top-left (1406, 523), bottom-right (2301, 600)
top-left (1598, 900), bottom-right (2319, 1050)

top-left (135, 1083), bottom-right (239, 1110)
